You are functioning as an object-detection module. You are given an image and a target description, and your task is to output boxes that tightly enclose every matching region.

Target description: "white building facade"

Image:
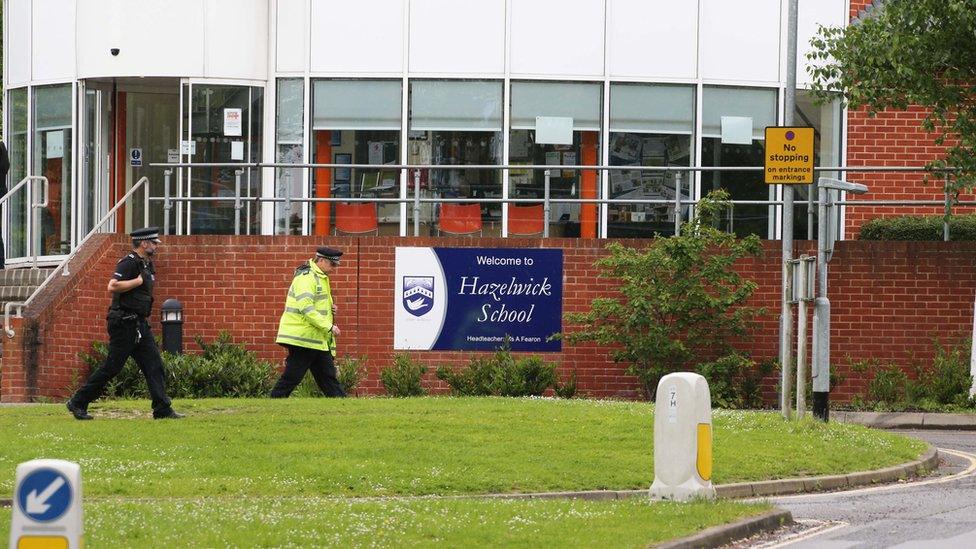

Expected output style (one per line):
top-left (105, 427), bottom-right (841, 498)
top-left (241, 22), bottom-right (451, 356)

top-left (3, 0), bottom-right (847, 264)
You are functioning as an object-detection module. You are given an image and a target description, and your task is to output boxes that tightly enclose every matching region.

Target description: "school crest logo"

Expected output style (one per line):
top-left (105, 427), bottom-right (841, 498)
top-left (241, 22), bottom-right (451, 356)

top-left (402, 276), bottom-right (434, 317)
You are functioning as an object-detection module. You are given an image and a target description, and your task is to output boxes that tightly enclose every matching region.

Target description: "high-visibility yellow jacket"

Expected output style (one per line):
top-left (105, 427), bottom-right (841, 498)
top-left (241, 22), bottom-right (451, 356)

top-left (275, 259), bottom-right (336, 353)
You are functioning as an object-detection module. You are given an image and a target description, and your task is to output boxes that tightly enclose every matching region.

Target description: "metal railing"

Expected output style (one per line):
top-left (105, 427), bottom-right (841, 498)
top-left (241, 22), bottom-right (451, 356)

top-left (150, 162), bottom-right (965, 239)
top-left (5, 177), bottom-right (150, 338)
top-left (0, 176), bottom-right (50, 270)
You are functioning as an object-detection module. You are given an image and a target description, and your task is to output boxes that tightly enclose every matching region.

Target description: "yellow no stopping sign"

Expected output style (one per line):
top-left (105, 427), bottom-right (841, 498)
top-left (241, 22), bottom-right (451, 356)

top-left (764, 127), bottom-right (814, 184)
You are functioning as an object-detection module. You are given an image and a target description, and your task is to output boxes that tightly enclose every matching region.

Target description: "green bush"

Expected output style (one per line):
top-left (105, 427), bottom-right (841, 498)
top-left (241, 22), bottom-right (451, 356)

top-left (435, 346), bottom-right (559, 397)
top-left (380, 354), bottom-right (428, 397)
top-left (554, 371), bottom-right (578, 399)
top-left (859, 214), bottom-right (976, 241)
top-left (924, 339), bottom-right (972, 405)
top-left (293, 356), bottom-right (367, 397)
top-left (854, 339), bottom-right (974, 411)
top-left (78, 332), bottom-right (276, 399)
top-left (867, 362), bottom-right (909, 406)
top-left (695, 353), bottom-right (773, 409)
top-left (561, 190), bottom-right (764, 399)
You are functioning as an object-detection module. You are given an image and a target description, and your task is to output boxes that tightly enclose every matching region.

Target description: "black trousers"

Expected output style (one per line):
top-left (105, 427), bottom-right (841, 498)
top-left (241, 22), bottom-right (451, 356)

top-left (71, 316), bottom-right (173, 417)
top-left (270, 344), bottom-right (346, 398)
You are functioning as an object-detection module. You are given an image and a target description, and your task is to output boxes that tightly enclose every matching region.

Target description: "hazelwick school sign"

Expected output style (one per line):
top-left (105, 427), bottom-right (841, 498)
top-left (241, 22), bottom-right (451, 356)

top-left (394, 247), bottom-right (563, 351)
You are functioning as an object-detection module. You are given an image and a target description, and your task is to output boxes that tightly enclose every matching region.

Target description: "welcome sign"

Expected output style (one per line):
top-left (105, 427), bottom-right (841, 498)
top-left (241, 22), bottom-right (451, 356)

top-left (394, 247), bottom-right (563, 351)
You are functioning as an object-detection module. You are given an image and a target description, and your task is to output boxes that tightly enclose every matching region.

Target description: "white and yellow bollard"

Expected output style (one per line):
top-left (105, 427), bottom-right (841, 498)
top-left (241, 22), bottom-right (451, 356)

top-left (9, 459), bottom-right (83, 549)
top-left (649, 372), bottom-right (715, 501)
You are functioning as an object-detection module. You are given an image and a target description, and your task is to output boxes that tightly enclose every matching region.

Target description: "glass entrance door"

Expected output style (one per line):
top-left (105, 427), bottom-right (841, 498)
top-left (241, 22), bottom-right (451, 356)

top-left (182, 84), bottom-right (263, 234)
top-left (79, 82), bottom-right (111, 240)
top-left (124, 90), bottom-right (179, 232)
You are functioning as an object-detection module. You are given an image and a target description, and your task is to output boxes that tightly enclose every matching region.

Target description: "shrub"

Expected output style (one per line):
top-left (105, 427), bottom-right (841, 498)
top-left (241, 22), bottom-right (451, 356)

top-left (293, 356), bottom-right (367, 397)
top-left (853, 339), bottom-right (974, 411)
top-left (77, 332), bottom-right (276, 399)
top-left (562, 190), bottom-right (764, 399)
top-left (554, 371), bottom-right (578, 399)
top-left (867, 362), bottom-right (909, 406)
top-left (435, 345), bottom-right (559, 397)
top-left (695, 353), bottom-right (773, 409)
top-left (923, 339), bottom-right (972, 405)
top-left (859, 214), bottom-right (976, 241)
top-left (380, 354), bottom-right (428, 397)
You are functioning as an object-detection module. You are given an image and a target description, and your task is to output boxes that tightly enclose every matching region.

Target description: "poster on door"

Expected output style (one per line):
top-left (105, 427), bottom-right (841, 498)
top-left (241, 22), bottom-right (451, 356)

top-left (223, 108), bottom-right (242, 137)
top-left (394, 247), bottom-right (563, 352)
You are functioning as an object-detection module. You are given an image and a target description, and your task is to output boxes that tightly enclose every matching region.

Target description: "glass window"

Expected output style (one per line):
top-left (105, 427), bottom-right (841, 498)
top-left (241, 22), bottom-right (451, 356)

top-left (608, 84), bottom-right (694, 237)
top-left (794, 90), bottom-right (843, 240)
top-left (187, 85), bottom-right (263, 235)
top-left (7, 88), bottom-right (29, 258)
top-left (410, 80), bottom-right (503, 237)
top-left (276, 79), bottom-right (304, 235)
top-left (33, 84), bottom-right (73, 256)
top-left (701, 86), bottom-right (777, 238)
top-left (509, 81), bottom-right (602, 238)
top-left (311, 80), bottom-right (402, 235)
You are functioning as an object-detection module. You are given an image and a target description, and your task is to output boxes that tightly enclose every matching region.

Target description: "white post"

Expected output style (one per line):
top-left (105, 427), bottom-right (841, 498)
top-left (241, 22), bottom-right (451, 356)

top-left (10, 459), bottom-right (84, 549)
top-left (650, 372), bottom-right (715, 501)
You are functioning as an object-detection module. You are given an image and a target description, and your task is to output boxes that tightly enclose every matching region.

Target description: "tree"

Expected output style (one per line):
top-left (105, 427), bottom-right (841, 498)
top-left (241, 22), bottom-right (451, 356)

top-left (562, 190), bottom-right (765, 399)
top-left (807, 0), bottom-right (976, 191)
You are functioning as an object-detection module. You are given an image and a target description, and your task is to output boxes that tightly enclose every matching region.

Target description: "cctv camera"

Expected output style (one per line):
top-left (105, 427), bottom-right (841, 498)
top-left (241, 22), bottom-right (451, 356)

top-left (110, 48), bottom-right (120, 56)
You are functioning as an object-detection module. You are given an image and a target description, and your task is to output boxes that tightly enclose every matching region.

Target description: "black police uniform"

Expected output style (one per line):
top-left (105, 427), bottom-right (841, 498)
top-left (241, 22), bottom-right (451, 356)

top-left (67, 228), bottom-right (178, 419)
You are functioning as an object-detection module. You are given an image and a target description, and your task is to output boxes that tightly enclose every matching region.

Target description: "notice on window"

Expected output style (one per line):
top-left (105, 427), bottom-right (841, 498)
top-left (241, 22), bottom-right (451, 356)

top-left (368, 142), bottom-right (383, 165)
top-left (721, 116), bottom-right (753, 145)
top-left (46, 130), bottom-right (64, 159)
top-left (223, 108), bottom-right (243, 137)
top-left (167, 149), bottom-right (180, 163)
top-left (231, 141), bottom-right (244, 161)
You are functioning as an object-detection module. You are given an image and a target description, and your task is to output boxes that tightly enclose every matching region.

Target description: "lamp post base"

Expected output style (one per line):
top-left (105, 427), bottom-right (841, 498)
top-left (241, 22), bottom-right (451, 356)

top-left (812, 391), bottom-right (829, 422)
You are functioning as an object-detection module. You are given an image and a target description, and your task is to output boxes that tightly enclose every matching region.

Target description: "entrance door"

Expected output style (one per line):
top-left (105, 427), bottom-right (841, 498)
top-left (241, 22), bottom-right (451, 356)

top-left (182, 83), bottom-right (263, 235)
top-left (79, 82), bottom-right (111, 241)
top-left (123, 90), bottom-right (179, 232)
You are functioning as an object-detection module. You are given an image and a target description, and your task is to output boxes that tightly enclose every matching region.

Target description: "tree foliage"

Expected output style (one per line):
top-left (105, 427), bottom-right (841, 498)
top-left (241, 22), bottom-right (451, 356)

top-left (807, 0), bottom-right (976, 191)
top-left (562, 190), bottom-right (764, 399)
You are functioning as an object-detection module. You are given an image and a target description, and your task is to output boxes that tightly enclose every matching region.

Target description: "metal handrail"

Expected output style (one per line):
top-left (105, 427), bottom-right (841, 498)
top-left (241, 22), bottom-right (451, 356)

top-left (4, 177), bottom-right (151, 339)
top-left (148, 162), bottom-right (964, 238)
top-left (0, 176), bottom-right (50, 269)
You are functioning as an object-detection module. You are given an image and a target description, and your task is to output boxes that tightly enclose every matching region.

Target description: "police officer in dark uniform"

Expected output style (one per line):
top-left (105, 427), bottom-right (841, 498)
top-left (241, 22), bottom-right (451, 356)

top-left (66, 227), bottom-right (183, 420)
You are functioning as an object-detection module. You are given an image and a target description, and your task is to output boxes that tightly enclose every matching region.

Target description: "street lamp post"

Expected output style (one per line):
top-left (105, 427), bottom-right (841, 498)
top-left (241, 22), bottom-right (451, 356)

top-left (812, 178), bottom-right (868, 421)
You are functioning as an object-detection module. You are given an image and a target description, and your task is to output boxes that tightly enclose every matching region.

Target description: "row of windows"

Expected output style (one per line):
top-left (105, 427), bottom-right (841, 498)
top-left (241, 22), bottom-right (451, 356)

top-left (1, 79), bottom-right (841, 258)
top-left (275, 79), bottom-right (841, 239)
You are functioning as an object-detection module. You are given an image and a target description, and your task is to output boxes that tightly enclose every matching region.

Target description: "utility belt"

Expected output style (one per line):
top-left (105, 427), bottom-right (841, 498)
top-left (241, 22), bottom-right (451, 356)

top-left (107, 307), bottom-right (143, 322)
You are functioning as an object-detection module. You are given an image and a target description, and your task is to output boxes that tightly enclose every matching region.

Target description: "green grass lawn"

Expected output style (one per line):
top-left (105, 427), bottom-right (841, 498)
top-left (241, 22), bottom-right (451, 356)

top-left (0, 397), bottom-right (927, 498)
top-left (0, 498), bottom-right (771, 548)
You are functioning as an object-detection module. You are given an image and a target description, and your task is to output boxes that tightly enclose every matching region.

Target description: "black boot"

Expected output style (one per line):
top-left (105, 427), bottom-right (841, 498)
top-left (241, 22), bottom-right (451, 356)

top-left (66, 400), bottom-right (93, 420)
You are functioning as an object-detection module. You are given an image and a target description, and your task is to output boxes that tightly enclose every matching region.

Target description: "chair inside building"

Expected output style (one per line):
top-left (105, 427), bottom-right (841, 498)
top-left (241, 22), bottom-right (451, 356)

top-left (334, 202), bottom-right (379, 235)
top-left (507, 204), bottom-right (545, 236)
top-left (438, 203), bottom-right (483, 236)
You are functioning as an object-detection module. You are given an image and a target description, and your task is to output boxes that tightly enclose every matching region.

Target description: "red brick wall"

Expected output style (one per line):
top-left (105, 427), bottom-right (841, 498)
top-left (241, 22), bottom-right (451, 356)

top-left (3, 235), bottom-right (975, 405)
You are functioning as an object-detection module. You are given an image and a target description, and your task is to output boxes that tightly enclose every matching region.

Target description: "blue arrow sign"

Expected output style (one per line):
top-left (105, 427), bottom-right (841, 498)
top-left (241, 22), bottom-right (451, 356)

top-left (16, 468), bottom-right (72, 522)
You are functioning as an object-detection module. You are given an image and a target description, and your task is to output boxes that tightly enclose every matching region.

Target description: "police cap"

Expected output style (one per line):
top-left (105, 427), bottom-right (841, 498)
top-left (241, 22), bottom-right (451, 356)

top-left (315, 247), bottom-right (343, 264)
top-left (131, 227), bottom-right (161, 243)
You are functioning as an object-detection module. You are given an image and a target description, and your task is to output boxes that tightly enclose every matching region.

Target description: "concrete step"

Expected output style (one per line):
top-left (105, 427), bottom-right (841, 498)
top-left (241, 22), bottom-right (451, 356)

top-left (0, 267), bottom-right (56, 359)
top-left (0, 268), bottom-right (55, 287)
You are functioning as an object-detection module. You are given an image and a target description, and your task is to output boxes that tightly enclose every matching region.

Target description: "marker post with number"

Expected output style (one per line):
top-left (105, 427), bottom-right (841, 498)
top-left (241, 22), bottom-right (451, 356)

top-left (9, 459), bottom-right (83, 549)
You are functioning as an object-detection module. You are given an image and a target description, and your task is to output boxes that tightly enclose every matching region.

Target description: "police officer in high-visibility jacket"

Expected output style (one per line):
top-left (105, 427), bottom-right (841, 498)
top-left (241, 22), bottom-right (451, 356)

top-left (271, 246), bottom-right (347, 398)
